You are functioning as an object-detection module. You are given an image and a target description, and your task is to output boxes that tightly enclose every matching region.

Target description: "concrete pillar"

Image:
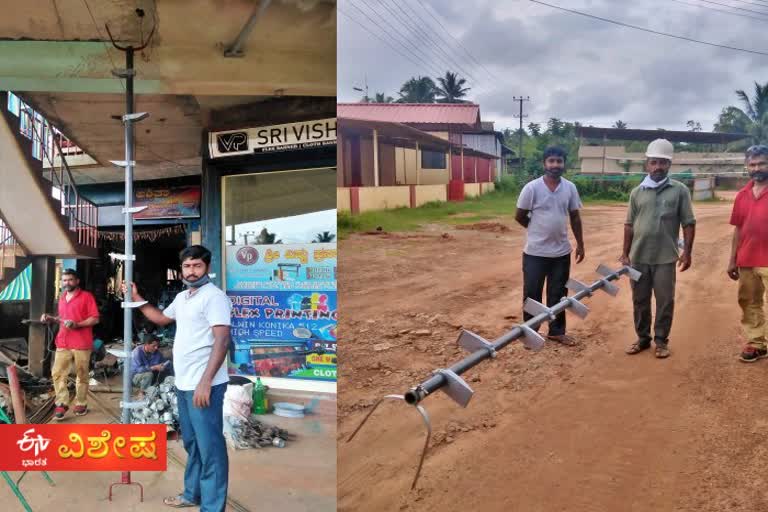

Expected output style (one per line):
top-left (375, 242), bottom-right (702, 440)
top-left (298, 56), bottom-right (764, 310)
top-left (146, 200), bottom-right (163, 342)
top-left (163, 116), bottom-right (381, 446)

top-left (372, 129), bottom-right (380, 187)
top-left (601, 134), bottom-right (607, 175)
top-left (28, 256), bottom-right (55, 377)
top-left (415, 142), bottom-right (420, 185)
top-left (201, 158), bottom-right (223, 287)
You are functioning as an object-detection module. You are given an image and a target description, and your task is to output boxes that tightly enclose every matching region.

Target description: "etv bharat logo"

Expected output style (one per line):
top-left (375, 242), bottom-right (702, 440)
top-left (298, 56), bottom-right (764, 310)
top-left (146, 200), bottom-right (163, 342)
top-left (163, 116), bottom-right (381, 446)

top-left (17, 428), bottom-right (51, 457)
top-left (236, 246), bottom-right (259, 266)
top-left (217, 132), bottom-right (248, 153)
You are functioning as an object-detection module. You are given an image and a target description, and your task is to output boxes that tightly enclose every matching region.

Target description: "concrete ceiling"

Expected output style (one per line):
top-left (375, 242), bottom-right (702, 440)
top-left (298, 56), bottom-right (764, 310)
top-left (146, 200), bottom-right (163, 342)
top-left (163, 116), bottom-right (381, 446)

top-left (0, 0), bottom-right (337, 184)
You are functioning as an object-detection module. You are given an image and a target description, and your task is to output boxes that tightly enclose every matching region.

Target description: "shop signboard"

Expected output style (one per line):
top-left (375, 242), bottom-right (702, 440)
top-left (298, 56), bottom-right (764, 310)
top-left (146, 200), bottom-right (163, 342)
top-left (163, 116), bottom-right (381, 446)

top-left (226, 243), bottom-right (337, 382)
top-left (134, 185), bottom-right (201, 219)
top-left (209, 118), bottom-right (336, 158)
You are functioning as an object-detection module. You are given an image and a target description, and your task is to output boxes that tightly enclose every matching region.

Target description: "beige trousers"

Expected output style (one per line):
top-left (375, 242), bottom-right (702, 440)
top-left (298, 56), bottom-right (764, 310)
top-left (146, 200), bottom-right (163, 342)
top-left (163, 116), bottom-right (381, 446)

top-left (51, 348), bottom-right (92, 407)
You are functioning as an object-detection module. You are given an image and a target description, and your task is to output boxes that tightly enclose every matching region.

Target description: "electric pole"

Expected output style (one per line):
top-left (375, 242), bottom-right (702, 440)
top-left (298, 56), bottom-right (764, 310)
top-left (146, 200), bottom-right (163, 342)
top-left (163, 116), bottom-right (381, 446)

top-left (353, 74), bottom-right (370, 102)
top-left (512, 96), bottom-right (530, 173)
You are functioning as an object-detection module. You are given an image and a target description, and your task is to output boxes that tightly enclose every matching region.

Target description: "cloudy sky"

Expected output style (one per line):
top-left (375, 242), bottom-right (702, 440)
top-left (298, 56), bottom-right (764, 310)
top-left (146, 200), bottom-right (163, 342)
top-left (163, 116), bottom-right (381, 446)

top-left (338, 0), bottom-right (768, 132)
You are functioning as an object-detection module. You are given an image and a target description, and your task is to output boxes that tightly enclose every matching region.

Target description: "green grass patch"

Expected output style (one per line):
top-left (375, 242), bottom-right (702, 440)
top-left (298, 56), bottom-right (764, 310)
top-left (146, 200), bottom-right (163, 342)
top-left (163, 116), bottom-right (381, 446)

top-left (338, 187), bottom-right (521, 238)
top-left (337, 175), bottom-right (649, 237)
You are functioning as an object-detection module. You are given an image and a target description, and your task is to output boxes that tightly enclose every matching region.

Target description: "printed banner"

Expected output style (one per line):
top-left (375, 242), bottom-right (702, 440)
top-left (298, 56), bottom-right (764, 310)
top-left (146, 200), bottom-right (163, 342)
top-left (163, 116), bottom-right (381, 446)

top-left (226, 243), bottom-right (337, 382)
top-left (134, 185), bottom-right (201, 219)
top-left (0, 424), bottom-right (167, 471)
top-left (226, 244), bottom-right (337, 292)
top-left (227, 289), bottom-right (337, 381)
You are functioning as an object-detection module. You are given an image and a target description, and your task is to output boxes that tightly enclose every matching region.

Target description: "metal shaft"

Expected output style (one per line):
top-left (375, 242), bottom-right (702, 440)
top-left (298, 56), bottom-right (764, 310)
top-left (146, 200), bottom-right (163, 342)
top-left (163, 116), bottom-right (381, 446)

top-left (404, 267), bottom-right (631, 405)
top-left (121, 47), bottom-right (135, 425)
top-left (7, 365), bottom-right (26, 424)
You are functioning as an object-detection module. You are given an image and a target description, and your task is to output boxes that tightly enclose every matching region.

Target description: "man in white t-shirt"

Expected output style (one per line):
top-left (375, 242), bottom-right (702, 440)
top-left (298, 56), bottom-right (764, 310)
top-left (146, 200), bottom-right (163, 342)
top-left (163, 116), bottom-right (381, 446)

top-left (126, 245), bottom-right (231, 512)
top-left (515, 146), bottom-right (585, 346)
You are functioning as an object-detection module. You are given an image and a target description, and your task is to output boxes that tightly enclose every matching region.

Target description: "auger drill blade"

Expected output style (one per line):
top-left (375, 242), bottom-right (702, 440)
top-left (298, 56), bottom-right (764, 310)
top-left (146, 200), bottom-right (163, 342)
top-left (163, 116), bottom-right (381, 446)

top-left (434, 368), bottom-right (474, 408)
top-left (457, 330), bottom-right (496, 358)
top-left (519, 324), bottom-right (545, 351)
top-left (523, 298), bottom-right (556, 321)
top-left (563, 296), bottom-right (590, 319)
top-left (624, 265), bottom-right (642, 281)
top-left (566, 278), bottom-right (591, 295)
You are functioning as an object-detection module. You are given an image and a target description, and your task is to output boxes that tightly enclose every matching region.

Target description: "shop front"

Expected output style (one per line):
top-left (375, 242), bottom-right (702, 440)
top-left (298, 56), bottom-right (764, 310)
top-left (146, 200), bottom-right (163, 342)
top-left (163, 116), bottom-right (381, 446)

top-left (78, 177), bottom-right (203, 343)
top-left (203, 117), bottom-right (337, 394)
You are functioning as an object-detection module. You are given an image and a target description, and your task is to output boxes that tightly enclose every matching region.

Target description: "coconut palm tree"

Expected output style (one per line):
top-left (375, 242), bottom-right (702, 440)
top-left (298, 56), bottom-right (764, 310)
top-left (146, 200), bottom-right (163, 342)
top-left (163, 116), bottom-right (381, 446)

top-left (435, 71), bottom-right (470, 103)
top-left (715, 81), bottom-right (768, 146)
top-left (372, 92), bottom-right (394, 103)
top-left (313, 231), bottom-right (336, 243)
top-left (612, 120), bottom-right (628, 129)
top-left (254, 227), bottom-right (282, 245)
top-left (396, 76), bottom-right (437, 103)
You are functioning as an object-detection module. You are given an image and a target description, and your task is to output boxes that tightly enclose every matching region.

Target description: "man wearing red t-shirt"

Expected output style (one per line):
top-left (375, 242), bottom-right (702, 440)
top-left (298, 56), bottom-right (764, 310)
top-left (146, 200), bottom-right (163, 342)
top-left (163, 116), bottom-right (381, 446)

top-left (41, 268), bottom-right (100, 419)
top-left (728, 145), bottom-right (768, 362)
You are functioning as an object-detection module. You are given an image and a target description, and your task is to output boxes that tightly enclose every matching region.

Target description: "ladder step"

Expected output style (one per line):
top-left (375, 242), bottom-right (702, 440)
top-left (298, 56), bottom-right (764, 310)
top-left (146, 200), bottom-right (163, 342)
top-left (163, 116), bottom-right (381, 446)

top-left (111, 68), bottom-right (136, 78)
top-left (122, 206), bottom-right (148, 214)
top-left (109, 160), bottom-right (136, 168)
top-left (122, 112), bottom-right (149, 123)
top-left (122, 301), bottom-right (148, 309)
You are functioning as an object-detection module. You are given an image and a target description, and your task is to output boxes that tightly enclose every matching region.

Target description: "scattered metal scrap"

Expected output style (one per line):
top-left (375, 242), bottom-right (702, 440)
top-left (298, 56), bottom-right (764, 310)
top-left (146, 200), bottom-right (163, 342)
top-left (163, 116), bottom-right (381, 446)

top-left (226, 415), bottom-right (295, 450)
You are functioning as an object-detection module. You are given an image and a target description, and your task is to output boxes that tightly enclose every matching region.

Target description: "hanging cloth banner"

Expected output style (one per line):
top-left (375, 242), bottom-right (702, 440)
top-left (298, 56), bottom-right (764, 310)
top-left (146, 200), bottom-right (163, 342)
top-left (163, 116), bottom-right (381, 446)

top-left (98, 224), bottom-right (186, 242)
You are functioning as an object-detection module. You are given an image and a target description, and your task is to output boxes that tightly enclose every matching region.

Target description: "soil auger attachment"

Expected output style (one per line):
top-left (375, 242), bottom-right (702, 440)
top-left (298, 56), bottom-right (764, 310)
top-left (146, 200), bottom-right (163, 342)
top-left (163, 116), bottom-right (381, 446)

top-left (346, 265), bottom-right (641, 490)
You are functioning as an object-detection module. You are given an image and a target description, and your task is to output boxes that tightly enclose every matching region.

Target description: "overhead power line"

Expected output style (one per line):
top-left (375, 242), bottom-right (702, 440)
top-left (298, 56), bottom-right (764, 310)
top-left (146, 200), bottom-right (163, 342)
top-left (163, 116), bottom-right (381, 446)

top-left (380, 0), bottom-right (496, 97)
top-left (344, 0), bottom-right (445, 80)
top-left (689, 0), bottom-right (768, 17)
top-left (668, 0), bottom-right (768, 21)
top-left (723, 0), bottom-right (768, 11)
top-left (529, 0), bottom-right (768, 56)
top-left (381, 0), bottom-right (480, 85)
top-left (338, 7), bottom-right (433, 79)
top-left (414, 0), bottom-right (499, 81)
top-left (350, 0), bottom-right (449, 81)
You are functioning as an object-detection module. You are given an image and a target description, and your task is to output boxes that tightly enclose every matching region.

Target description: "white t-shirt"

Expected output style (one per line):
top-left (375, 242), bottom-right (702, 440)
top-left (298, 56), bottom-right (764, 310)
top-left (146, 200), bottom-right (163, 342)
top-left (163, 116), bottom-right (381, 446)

top-left (163, 283), bottom-right (232, 391)
top-left (516, 177), bottom-right (582, 258)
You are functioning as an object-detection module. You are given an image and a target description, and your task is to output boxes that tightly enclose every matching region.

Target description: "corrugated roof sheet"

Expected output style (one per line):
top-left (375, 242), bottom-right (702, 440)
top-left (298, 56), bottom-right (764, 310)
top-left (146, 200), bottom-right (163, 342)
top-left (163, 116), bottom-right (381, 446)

top-left (0, 264), bottom-right (31, 302)
top-left (337, 103), bottom-right (481, 127)
top-left (339, 118), bottom-right (452, 147)
top-left (338, 117), bottom-right (499, 159)
top-left (577, 126), bottom-right (748, 143)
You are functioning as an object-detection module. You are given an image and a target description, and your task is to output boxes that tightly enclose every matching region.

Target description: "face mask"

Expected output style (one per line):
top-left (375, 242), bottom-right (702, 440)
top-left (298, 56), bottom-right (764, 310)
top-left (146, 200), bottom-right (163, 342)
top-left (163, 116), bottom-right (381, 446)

top-left (182, 274), bottom-right (210, 288)
top-left (751, 171), bottom-right (768, 182)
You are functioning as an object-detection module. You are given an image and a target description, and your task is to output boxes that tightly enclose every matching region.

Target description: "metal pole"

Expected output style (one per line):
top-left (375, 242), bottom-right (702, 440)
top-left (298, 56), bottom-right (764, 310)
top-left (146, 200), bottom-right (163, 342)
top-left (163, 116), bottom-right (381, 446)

top-left (512, 96), bottom-right (529, 173)
top-left (121, 46), bottom-right (135, 425)
top-left (7, 365), bottom-right (26, 424)
top-left (518, 99), bottom-right (524, 172)
top-left (403, 265), bottom-right (638, 405)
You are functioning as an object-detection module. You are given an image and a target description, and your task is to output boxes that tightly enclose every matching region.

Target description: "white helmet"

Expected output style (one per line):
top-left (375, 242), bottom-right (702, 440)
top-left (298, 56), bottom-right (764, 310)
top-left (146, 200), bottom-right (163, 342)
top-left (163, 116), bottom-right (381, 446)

top-left (645, 138), bottom-right (674, 160)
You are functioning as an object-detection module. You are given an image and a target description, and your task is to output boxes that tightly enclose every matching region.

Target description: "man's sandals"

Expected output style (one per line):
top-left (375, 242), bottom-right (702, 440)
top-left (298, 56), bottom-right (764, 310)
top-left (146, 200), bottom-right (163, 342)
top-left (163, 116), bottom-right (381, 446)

top-left (547, 334), bottom-right (577, 346)
top-left (626, 342), bottom-right (670, 358)
top-left (163, 495), bottom-right (197, 508)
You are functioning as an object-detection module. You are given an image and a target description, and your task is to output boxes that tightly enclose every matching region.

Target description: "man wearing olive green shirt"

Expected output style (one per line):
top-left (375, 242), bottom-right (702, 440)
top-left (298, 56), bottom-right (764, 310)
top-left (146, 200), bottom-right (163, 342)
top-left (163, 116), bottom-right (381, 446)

top-left (621, 139), bottom-right (696, 359)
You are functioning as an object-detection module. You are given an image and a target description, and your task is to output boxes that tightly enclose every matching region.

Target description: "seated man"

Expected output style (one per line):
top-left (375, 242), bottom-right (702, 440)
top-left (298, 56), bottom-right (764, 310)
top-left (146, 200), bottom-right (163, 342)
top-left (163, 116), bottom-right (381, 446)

top-left (131, 337), bottom-right (173, 390)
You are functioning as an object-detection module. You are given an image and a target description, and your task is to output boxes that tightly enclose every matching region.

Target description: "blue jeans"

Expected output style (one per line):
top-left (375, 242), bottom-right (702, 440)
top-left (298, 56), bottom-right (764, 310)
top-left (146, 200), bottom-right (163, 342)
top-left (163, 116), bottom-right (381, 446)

top-left (176, 382), bottom-right (228, 512)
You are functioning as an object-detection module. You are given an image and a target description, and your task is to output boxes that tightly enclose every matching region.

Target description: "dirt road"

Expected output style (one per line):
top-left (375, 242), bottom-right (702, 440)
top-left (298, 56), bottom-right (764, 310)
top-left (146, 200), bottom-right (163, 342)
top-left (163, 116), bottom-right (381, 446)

top-left (338, 196), bottom-right (768, 512)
